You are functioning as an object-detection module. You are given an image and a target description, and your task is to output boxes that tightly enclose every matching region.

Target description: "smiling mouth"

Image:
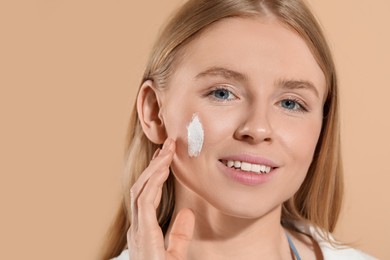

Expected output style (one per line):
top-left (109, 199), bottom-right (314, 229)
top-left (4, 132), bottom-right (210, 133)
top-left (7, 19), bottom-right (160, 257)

top-left (220, 160), bottom-right (274, 174)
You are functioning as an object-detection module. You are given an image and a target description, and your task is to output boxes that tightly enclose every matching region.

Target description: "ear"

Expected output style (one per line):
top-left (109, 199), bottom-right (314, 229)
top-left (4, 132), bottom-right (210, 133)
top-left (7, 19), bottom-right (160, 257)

top-left (137, 80), bottom-right (167, 144)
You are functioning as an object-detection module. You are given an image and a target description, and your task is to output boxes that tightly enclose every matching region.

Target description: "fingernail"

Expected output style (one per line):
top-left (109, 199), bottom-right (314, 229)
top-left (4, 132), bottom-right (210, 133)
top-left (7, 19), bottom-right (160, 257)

top-left (162, 138), bottom-right (172, 150)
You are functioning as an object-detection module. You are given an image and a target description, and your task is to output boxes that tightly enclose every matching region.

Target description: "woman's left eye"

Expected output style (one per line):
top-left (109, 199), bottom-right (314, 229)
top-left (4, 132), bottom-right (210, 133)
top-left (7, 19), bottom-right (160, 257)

top-left (208, 88), bottom-right (236, 101)
top-left (280, 99), bottom-right (307, 112)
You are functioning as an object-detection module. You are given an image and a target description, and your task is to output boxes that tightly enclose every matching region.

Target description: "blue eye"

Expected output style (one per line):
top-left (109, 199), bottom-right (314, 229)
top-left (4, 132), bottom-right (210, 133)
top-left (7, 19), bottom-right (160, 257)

top-left (280, 99), bottom-right (306, 112)
top-left (209, 88), bottom-right (235, 100)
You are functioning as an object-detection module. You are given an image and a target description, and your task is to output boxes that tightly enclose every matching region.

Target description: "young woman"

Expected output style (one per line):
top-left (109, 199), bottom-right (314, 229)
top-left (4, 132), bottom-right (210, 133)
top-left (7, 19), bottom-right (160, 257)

top-left (101, 0), bottom-right (376, 259)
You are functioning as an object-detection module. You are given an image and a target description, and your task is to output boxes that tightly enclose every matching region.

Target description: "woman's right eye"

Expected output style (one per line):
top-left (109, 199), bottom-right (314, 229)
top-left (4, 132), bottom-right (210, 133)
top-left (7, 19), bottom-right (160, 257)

top-left (208, 87), bottom-right (237, 101)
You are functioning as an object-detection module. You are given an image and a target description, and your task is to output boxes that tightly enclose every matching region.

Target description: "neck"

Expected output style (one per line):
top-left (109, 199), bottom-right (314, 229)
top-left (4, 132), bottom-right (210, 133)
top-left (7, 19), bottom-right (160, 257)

top-left (164, 180), bottom-right (293, 260)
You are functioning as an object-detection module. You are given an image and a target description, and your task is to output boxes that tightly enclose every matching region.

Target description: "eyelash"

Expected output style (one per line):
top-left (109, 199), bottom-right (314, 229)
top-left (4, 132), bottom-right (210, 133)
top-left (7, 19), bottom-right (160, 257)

top-left (279, 97), bottom-right (308, 113)
top-left (205, 87), bottom-right (309, 112)
top-left (206, 86), bottom-right (237, 102)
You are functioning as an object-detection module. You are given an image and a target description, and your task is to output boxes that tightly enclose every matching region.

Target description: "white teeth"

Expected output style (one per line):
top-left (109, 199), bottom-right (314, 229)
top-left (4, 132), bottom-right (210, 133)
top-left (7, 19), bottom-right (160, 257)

top-left (224, 160), bottom-right (272, 174)
top-left (251, 164), bottom-right (261, 173)
top-left (241, 162), bottom-right (251, 171)
top-left (227, 160), bottom-right (234, 168)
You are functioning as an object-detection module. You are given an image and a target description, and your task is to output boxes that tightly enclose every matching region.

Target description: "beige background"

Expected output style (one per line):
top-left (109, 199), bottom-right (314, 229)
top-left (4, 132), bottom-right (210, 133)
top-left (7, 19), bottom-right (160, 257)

top-left (1, 0), bottom-right (389, 259)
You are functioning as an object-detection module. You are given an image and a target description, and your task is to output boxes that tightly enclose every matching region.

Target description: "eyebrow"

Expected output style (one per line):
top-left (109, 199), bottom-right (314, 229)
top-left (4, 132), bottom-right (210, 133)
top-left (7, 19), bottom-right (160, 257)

top-left (276, 79), bottom-right (320, 98)
top-left (195, 66), bottom-right (248, 82)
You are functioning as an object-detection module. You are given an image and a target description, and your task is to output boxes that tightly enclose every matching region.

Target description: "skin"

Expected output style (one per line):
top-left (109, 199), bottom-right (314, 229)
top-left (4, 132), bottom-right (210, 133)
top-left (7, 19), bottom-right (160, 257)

top-left (129, 16), bottom-right (326, 259)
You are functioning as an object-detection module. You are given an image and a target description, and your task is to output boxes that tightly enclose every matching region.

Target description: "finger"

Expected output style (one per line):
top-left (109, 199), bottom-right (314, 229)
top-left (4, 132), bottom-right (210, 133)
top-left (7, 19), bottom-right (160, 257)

top-left (127, 138), bottom-right (175, 259)
top-left (132, 162), bottom-right (172, 252)
top-left (154, 185), bottom-right (163, 209)
top-left (130, 138), bottom-right (175, 226)
top-left (152, 148), bottom-right (161, 159)
top-left (167, 208), bottom-right (195, 259)
top-left (136, 138), bottom-right (172, 186)
top-left (137, 160), bottom-right (172, 231)
top-left (131, 138), bottom-right (174, 200)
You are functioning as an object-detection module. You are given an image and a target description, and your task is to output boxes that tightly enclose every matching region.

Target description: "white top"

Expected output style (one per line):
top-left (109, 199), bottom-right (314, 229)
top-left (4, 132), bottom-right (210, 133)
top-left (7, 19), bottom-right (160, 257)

top-left (113, 223), bottom-right (377, 260)
top-left (294, 223), bottom-right (377, 260)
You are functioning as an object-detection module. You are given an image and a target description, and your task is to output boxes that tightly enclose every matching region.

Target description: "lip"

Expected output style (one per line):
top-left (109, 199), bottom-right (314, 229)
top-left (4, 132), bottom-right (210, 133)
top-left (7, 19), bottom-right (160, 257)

top-left (218, 154), bottom-right (279, 186)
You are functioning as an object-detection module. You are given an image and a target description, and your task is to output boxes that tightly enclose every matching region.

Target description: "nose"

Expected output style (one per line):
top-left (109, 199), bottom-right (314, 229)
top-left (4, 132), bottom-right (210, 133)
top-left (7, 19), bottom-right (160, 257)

top-left (233, 106), bottom-right (273, 144)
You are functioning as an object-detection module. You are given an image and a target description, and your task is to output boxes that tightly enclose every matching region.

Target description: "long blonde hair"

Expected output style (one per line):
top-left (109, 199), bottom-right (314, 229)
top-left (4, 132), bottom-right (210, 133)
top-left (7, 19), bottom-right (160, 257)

top-left (100, 0), bottom-right (342, 258)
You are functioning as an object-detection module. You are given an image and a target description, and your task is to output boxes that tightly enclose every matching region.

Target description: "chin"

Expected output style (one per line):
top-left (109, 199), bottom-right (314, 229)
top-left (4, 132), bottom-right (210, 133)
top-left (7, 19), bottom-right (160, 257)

top-left (202, 191), bottom-right (284, 220)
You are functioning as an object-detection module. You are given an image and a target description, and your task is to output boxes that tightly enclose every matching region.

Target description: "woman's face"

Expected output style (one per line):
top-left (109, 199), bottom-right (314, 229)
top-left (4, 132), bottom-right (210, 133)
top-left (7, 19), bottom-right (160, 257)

top-left (160, 17), bottom-right (326, 218)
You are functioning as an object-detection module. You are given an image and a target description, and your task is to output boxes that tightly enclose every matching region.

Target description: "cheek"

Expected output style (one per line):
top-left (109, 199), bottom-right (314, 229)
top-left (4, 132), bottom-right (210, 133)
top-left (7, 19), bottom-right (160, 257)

top-left (187, 114), bottom-right (204, 157)
top-left (168, 110), bottom-right (235, 158)
top-left (183, 112), bottom-right (232, 157)
top-left (164, 112), bottom-right (207, 159)
top-left (279, 118), bottom-right (322, 162)
top-left (200, 111), bottom-right (238, 147)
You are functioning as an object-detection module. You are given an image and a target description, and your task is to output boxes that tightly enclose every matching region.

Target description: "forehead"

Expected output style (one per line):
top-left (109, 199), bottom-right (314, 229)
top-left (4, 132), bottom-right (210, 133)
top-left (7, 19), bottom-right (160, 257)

top-left (171, 16), bottom-right (326, 97)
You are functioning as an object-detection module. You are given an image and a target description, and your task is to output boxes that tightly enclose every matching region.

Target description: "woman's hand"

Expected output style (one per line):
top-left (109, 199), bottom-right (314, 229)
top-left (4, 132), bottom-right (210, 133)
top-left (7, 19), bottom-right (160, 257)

top-left (127, 138), bottom-right (195, 260)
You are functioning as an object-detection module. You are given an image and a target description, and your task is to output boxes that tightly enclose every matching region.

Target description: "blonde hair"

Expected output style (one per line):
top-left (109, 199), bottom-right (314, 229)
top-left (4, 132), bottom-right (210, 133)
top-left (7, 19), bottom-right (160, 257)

top-left (100, 0), bottom-right (343, 258)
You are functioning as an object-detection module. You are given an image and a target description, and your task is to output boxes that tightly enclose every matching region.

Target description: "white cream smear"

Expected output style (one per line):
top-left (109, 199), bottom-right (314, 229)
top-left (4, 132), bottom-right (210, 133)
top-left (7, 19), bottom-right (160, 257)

top-left (187, 113), bottom-right (204, 157)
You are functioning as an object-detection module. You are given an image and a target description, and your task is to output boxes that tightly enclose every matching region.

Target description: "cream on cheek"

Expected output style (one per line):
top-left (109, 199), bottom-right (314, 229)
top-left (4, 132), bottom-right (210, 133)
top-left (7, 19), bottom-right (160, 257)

top-left (187, 113), bottom-right (204, 157)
